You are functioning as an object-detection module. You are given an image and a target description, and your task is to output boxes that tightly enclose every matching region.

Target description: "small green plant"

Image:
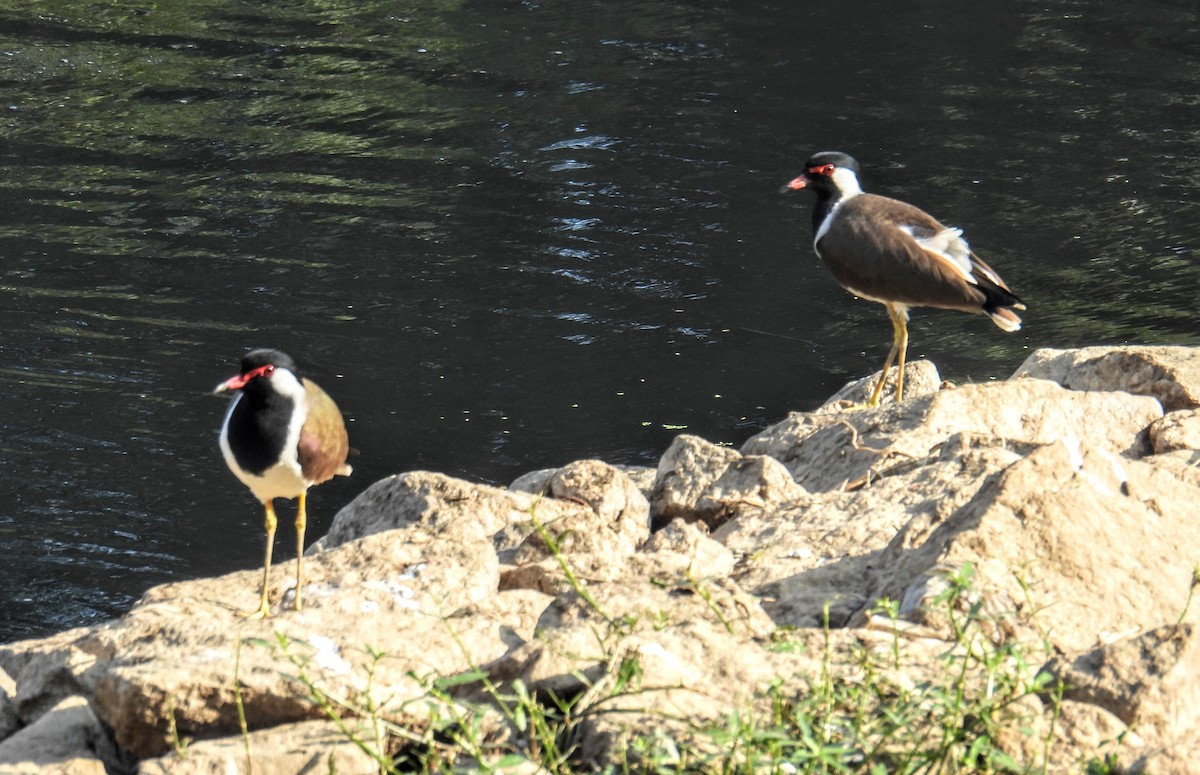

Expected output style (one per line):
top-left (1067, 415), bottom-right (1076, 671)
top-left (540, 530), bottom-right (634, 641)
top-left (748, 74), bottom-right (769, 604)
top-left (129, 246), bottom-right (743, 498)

top-left (164, 696), bottom-right (191, 759)
top-left (635, 563), bottom-right (1066, 774)
top-left (1179, 563), bottom-right (1200, 624)
top-left (233, 637), bottom-right (251, 773)
top-left (246, 633), bottom-right (410, 773)
top-left (526, 497), bottom-right (621, 631)
top-left (240, 547), bottom-right (1087, 774)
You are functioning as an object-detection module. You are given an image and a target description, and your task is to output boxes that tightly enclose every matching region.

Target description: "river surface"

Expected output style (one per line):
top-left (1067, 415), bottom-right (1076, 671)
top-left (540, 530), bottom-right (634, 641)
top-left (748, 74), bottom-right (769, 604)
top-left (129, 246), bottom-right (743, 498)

top-left (1, 0), bottom-right (1197, 641)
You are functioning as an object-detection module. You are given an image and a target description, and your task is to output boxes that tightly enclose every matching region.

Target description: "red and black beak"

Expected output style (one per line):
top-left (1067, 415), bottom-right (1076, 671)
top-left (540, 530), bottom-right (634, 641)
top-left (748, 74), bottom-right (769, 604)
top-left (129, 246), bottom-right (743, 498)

top-left (214, 373), bottom-right (248, 395)
top-left (213, 363), bottom-right (274, 395)
top-left (779, 174), bottom-right (809, 194)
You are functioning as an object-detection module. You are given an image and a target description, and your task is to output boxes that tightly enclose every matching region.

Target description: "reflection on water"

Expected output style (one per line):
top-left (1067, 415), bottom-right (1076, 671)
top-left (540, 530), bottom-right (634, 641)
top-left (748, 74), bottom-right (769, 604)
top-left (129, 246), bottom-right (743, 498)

top-left (0, 0), bottom-right (1197, 641)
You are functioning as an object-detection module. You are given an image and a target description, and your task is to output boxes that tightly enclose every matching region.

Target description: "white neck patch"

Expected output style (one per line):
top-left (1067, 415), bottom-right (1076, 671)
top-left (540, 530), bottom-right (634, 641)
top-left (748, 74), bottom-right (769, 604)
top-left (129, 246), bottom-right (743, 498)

top-left (831, 167), bottom-right (863, 198)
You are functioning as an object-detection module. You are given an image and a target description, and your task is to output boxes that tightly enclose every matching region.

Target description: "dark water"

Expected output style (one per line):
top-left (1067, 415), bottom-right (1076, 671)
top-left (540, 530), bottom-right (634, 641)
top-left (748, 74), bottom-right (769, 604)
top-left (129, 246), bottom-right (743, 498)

top-left (1, 0), bottom-right (1197, 641)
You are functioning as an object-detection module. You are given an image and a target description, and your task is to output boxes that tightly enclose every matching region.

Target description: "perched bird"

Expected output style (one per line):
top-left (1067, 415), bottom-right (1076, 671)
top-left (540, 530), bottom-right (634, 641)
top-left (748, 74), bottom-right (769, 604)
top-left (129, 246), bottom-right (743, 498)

top-left (215, 348), bottom-right (351, 618)
top-left (781, 151), bottom-right (1026, 406)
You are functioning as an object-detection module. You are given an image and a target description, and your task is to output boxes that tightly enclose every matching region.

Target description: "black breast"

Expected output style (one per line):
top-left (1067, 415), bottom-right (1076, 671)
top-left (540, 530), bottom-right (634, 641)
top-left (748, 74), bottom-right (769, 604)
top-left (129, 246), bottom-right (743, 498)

top-left (226, 385), bottom-right (296, 476)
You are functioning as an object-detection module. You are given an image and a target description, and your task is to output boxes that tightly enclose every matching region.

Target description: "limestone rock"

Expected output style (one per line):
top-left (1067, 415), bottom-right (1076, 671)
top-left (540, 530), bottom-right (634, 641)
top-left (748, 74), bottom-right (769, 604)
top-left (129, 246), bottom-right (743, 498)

top-left (511, 460), bottom-right (650, 564)
top-left (816, 358), bottom-right (942, 411)
top-left (1127, 745), bottom-right (1200, 775)
top-left (718, 441), bottom-right (1023, 628)
top-left (531, 460), bottom-right (648, 525)
top-left (500, 518), bottom-right (734, 602)
top-left (458, 588), bottom-right (554, 649)
top-left (470, 569), bottom-right (786, 768)
top-left (0, 695), bottom-right (122, 774)
top-left (136, 719), bottom-right (380, 775)
top-left (1013, 345), bottom-right (1200, 410)
top-left (1148, 409), bottom-right (1200, 453)
top-left (1048, 700), bottom-right (1140, 773)
top-left (0, 525), bottom-right (508, 759)
top-left (0, 667), bottom-right (17, 743)
top-left (639, 519), bottom-right (736, 580)
top-left (742, 378), bottom-right (1161, 492)
top-left (512, 463), bottom-right (656, 502)
top-left (317, 470), bottom-right (575, 552)
top-left (10, 640), bottom-right (92, 726)
top-left (1047, 623), bottom-right (1200, 755)
top-left (871, 441), bottom-right (1200, 653)
top-left (650, 435), bottom-right (807, 530)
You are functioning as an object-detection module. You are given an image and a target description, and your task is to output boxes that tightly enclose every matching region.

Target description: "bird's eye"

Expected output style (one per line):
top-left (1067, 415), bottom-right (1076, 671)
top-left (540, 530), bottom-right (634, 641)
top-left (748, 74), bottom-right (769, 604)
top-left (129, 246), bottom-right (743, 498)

top-left (809, 164), bottom-right (836, 177)
top-left (263, 365), bottom-right (275, 376)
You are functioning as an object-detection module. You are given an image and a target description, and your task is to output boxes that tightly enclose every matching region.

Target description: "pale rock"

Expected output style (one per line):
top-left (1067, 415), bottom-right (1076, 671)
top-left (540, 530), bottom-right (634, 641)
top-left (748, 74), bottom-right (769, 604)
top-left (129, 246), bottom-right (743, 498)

top-left (871, 441), bottom-right (1200, 653)
top-left (508, 467), bottom-right (556, 494)
top-left (317, 470), bottom-right (577, 553)
top-left (650, 435), bottom-right (807, 530)
top-left (512, 460), bottom-right (647, 526)
top-left (742, 378), bottom-right (1161, 492)
top-left (1127, 745), bottom-right (1200, 775)
top-left (573, 627), bottom-right (953, 769)
top-left (1148, 408), bottom-right (1200, 453)
top-left (471, 572), bottom-right (788, 768)
top-left (0, 696), bottom-right (122, 774)
top-left (0, 527), bottom-right (507, 759)
top-left (990, 693), bottom-right (1050, 767)
top-left (511, 460), bottom-right (650, 565)
top-left (483, 571), bottom-right (777, 696)
top-left (136, 719), bottom-right (380, 775)
top-left (1013, 345), bottom-right (1200, 410)
top-left (10, 640), bottom-right (93, 726)
top-left (512, 464), bottom-right (656, 502)
top-left (501, 517), bottom-right (735, 602)
top-left (1148, 450), bottom-right (1200, 498)
top-left (639, 519), bottom-right (736, 579)
top-left (719, 441), bottom-right (1023, 627)
top-left (616, 465), bottom-right (658, 499)
top-left (816, 358), bottom-right (943, 411)
top-left (499, 553), bottom-right (624, 597)
top-left (458, 589), bottom-right (555, 648)
top-left (1047, 623), bottom-right (1200, 755)
top-left (0, 667), bottom-right (17, 742)
top-left (1048, 700), bottom-right (1139, 773)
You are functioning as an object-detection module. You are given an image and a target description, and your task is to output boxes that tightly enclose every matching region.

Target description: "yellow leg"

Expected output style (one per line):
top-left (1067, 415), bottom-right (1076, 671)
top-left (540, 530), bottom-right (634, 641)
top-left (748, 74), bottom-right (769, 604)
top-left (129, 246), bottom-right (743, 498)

top-left (294, 490), bottom-right (307, 612)
top-left (891, 305), bottom-right (910, 403)
top-left (245, 500), bottom-right (278, 619)
top-left (867, 304), bottom-right (910, 407)
top-left (867, 342), bottom-right (899, 407)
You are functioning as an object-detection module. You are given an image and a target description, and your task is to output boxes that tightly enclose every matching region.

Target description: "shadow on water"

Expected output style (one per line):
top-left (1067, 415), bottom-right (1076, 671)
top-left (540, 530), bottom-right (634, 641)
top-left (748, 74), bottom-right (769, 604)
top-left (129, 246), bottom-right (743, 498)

top-left (0, 0), bottom-right (1197, 640)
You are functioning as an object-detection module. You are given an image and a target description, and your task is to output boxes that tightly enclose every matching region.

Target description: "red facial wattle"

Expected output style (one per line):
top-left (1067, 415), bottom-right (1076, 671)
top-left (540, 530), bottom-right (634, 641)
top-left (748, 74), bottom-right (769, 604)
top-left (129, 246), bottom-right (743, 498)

top-left (219, 363), bottom-right (276, 392)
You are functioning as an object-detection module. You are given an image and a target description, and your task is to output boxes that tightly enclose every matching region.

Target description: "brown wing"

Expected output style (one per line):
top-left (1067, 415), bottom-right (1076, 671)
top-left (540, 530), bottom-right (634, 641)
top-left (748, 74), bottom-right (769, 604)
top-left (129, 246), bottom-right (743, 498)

top-left (817, 194), bottom-right (995, 313)
top-left (297, 378), bottom-right (351, 485)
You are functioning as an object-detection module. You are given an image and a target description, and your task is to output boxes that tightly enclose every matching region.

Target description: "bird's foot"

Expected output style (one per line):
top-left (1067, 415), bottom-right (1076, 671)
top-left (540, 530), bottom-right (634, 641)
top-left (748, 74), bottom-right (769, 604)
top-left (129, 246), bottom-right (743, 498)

top-left (241, 602), bottom-right (272, 620)
top-left (827, 399), bottom-right (881, 413)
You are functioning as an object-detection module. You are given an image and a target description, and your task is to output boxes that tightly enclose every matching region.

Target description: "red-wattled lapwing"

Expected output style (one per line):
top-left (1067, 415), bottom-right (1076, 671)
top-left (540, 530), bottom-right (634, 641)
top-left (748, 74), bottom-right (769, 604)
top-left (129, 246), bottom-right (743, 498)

top-left (215, 348), bottom-right (351, 618)
top-left (781, 151), bottom-right (1026, 406)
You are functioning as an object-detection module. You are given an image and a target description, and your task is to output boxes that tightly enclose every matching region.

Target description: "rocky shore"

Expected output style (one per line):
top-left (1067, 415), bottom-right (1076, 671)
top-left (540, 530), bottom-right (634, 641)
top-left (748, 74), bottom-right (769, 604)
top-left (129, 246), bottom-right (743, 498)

top-left (2, 345), bottom-right (1199, 774)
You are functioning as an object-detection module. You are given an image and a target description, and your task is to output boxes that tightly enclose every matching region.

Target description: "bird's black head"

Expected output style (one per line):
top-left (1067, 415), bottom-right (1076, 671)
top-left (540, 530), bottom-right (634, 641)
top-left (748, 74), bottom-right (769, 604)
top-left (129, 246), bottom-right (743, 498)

top-left (779, 151), bottom-right (862, 195)
top-left (239, 348), bottom-right (298, 375)
top-left (214, 348), bottom-right (299, 395)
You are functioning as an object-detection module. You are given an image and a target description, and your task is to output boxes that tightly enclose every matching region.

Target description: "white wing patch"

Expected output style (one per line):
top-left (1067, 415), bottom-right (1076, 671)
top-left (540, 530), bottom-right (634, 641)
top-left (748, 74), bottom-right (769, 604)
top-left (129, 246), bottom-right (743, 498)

top-left (898, 225), bottom-right (976, 284)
